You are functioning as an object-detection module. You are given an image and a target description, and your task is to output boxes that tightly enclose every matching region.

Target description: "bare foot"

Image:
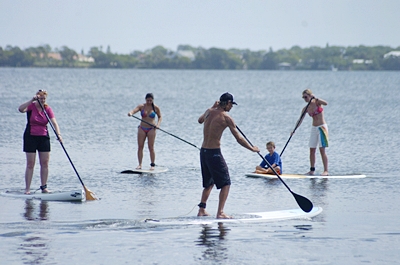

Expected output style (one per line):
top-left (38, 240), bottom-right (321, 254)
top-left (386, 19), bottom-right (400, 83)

top-left (306, 171), bottom-right (315, 176)
top-left (321, 171), bottom-right (329, 176)
top-left (197, 209), bottom-right (210, 217)
top-left (150, 166), bottom-right (155, 171)
top-left (41, 188), bottom-right (50, 193)
top-left (136, 165), bottom-right (142, 170)
top-left (217, 212), bottom-right (232, 219)
top-left (24, 191), bottom-right (30, 195)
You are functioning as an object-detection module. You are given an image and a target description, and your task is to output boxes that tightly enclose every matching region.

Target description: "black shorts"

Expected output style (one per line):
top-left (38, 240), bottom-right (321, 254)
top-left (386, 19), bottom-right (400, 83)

top-left (200, 148), bottom-right (231, 189)
top-left (23, 133), bottom-right (51, 153)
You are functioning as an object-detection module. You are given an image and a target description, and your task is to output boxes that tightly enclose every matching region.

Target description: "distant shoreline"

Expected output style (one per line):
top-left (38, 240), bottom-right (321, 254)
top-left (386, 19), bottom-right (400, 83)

top-left (1, 44), bottom-right (399, 70)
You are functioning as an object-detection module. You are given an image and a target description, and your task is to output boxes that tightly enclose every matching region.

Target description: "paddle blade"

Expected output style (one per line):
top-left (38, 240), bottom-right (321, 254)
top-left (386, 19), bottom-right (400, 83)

top-left (84, 186), bottom-right (98, 200)
top-left (120, 170), bottom-right (141, 174)
top-left (293, 192), bottom-right (313, 212)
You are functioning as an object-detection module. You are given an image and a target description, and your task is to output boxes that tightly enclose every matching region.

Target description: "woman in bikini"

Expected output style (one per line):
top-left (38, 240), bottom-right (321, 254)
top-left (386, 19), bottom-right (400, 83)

top-left (128, 93), bottom-right (162, 170)
top-left (295, 89), bottom-right (329, 176)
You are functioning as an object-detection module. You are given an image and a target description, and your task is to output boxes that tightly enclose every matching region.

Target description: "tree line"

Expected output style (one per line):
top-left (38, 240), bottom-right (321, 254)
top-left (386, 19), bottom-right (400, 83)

top-left (1, 44), bottom-right (400, 70)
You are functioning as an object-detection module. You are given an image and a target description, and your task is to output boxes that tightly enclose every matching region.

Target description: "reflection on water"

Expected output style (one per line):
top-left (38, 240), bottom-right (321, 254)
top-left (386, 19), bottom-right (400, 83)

top-left (196, 223), bottom-right (229, 263)
top-left (294, 224), bottom-right (313, 231)
top-left (309, 179), bottom-right (329, 209)
top-left (262, 178), bottom-right (282, 186)
top-left (18, 235), bottom-right (49, 265)
top-left (23, 200), bottom-right (49, 221)
top-left (19, 200), bottom-right (50, 264)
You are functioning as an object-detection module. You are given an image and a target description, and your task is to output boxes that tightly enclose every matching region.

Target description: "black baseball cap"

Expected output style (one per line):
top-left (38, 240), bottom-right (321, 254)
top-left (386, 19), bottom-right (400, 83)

top-left (219, 92), bottom-right (237, 105)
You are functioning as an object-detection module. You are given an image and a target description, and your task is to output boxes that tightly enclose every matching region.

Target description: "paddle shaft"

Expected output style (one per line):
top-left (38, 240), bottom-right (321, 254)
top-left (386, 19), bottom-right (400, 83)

top-left (132, 115), bottom-right (201, 150)
top-left (280, 97), bottom-right (314, 157)
top-left (36, 100), bottom-right (86, 188)
top-left (236, 125), bottom-right (313, 212)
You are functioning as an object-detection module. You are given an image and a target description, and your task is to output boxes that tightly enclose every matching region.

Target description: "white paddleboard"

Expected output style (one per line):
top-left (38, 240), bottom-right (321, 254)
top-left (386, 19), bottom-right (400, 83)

top-left (1, 189), bottom-right (85, 202)
top-left (121, 167), bottom-right (168, 174)
top-left (144, 206), bottom-right (323, 225)
top-left (245, 172), bottom-right (367, 179)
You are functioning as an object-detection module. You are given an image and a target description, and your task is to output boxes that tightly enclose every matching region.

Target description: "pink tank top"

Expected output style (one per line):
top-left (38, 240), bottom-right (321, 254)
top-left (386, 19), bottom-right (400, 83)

top-left (27, 103), bottom-right (55, 136)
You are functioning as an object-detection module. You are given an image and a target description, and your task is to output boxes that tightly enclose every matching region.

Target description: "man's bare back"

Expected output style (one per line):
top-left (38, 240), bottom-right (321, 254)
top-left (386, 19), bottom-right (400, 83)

top-left (199, 105), bottom-right (231, 149)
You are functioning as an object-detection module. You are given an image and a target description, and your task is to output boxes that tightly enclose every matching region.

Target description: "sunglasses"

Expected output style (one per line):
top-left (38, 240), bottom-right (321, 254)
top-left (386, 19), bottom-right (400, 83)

top-left (302, 95), bottom-right (308, 99)
top-left (38, 89), bottom-right (47, 93)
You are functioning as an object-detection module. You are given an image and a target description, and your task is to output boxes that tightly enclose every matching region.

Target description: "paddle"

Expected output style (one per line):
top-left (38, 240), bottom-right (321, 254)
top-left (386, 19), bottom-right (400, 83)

top-left (36, 99), bottom-right (97, 201)
top-left (280, 97), bottom-right (314, 157)
top-left (131, 115), bottom-right (201, 150)
top-left (236, 125), bottom-right (313, 212)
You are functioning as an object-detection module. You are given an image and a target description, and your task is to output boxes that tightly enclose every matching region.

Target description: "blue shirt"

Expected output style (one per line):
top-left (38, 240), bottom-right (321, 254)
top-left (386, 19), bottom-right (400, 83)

top-left (259, 151), bottom-right (282, 173)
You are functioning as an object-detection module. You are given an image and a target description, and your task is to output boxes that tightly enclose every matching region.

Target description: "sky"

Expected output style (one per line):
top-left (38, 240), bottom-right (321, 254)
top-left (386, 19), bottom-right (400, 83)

top-left (1, 0), bottom-right (399, 54)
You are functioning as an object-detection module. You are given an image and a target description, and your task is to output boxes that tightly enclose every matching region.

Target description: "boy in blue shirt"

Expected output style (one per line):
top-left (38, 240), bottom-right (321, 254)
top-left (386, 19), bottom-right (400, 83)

top-left (255, 141), bottom-right (282, 175)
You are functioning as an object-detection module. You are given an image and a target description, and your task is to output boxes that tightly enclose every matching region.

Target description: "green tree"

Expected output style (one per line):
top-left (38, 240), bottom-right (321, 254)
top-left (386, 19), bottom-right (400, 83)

top-left (59, 46), bottom-right (78, 66)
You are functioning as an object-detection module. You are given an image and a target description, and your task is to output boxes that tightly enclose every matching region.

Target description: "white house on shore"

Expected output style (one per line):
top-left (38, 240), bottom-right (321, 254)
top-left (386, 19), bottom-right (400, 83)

top-left (176, 50), bottom-right (196, 61)
top-left (384, 51), bottom-right (400, 59)
top-left (74, 54), bottom-right (95, 63)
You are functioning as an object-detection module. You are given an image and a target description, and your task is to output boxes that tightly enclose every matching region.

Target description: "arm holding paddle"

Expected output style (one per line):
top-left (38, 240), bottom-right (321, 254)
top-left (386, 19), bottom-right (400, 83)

top-left (49, 117), bottom-right (63, 142)
top-left (127, 104), bottom-right (143, 116)
top-left (227, 118), bottom-right (260, 153)
top-left (153, 105), bottom-right (162, 128)
top-left (18, 96), bottom-right (37, 112)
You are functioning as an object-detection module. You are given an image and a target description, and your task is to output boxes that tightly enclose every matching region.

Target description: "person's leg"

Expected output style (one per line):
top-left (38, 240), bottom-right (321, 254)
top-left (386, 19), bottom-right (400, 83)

top-left (306, 148), bottom-right (317, 175)
top-left (307, 125), bottom-right (318, 175)
top-left (197, 185), bottom-right (213, 216)
top-left (24, 152), bottom-right (36, 194)
top-left (147, 129), bottom-right (156, 169)
top-left (217, 185), bottom-right (231, 219)
top-left (38, 151), bottom-right (50, 193)
top-left (136, 127), bottom-right (146, 169)
top-left (320, 147), bottom-right (329, 176)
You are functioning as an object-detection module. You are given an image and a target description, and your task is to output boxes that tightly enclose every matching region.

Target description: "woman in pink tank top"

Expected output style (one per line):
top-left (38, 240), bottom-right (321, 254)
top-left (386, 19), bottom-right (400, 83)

top-left (18, 90), bottom-right (62, 194)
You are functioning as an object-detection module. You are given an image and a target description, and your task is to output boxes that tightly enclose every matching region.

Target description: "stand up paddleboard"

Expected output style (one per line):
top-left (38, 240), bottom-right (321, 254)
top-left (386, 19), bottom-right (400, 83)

top-left (245, 172), bottom-right (367, 179)
top-left (121, 167), bottom-right (168, 174)
top-left (144, 206), bottom-right (323, 225)
top-left (1, 189), bottom-right (85, 202)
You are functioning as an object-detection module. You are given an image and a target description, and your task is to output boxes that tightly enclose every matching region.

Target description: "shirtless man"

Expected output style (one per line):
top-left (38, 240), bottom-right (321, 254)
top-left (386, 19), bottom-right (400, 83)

top-left (197, 92), bottom-right (260, 219)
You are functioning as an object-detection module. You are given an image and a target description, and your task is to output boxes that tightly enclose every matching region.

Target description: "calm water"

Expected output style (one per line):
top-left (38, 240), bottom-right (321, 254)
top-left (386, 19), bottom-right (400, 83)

top-left (1, 68), bottom-right (400, 264)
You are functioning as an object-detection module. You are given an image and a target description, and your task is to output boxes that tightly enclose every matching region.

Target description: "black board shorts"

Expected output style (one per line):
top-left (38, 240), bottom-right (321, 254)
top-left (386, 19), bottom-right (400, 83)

top-left (23, 133), bottom-right (51, 153)
top-left (200, 148), bottom-right (231, 189)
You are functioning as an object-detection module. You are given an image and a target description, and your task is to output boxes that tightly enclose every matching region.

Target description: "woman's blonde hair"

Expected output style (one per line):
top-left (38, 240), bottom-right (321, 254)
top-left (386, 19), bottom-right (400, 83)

top-left (302, 89), bottom-right (313, 96)
top-left (36, 90), bottom-right (48, 107)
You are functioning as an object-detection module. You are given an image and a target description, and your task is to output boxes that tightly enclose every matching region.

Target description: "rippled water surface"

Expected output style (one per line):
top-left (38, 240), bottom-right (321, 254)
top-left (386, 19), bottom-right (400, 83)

top-left (1, 68), bottom-right (400, 264)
